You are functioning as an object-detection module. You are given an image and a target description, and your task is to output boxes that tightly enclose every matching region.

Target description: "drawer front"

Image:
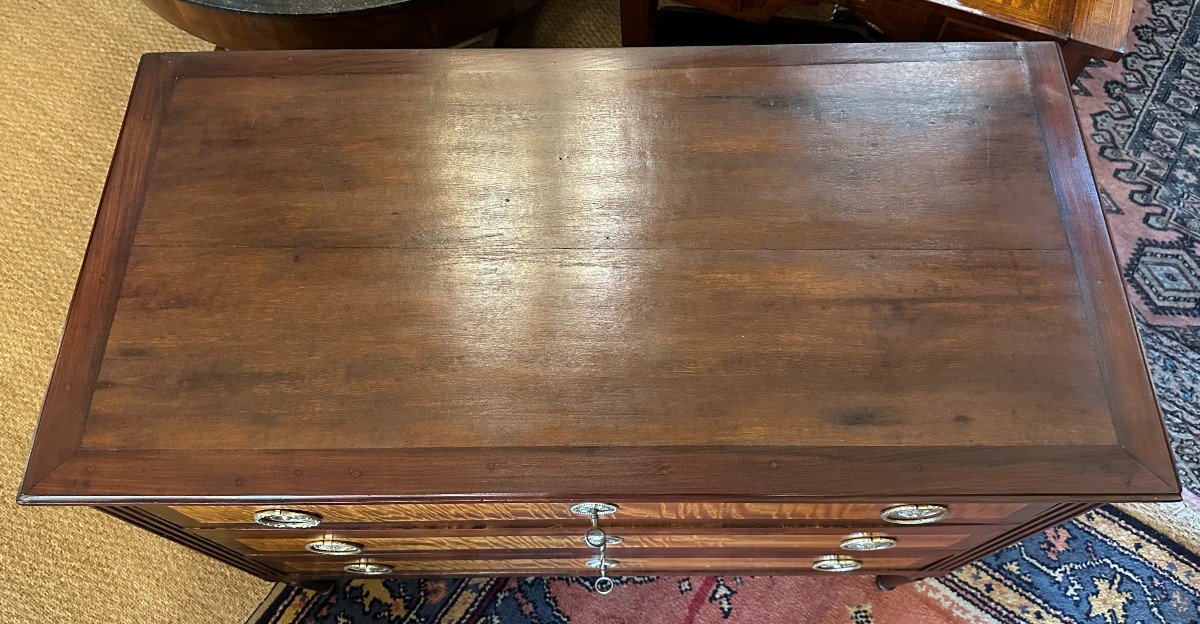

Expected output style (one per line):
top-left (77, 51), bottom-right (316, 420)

top-left (207, 525), bottom-right (996, 556)
top-left (268, 554), bottom-right (931, 576)
top-left (167, 501), bottom-right (1047, 526)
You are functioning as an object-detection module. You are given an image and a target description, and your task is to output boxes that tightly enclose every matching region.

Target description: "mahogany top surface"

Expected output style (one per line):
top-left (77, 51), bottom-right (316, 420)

top-left (20, 44), bottom-right (1178, 504)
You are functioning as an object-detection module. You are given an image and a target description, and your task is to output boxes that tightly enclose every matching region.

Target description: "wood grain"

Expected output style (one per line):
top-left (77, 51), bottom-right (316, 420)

top-left (18, 56), bottom-right (174, 491)
top-left (1068, 0), bottom-right (1131, 55)
top-left (163, 42), bottom-right (1026, 80)
top-left (135, 61), bottom-right (1063, 251)
top-left (1022, 44), bottom-right (1179, 488)
top-left (83, 247), bottom-right (1111, 451)
top-left (271, 555), bottom-right (931, 574)
top-left (79, 56), bottom-right (1114, 460)
top-left (30, 444), bottom-right (1173, 501)
top-left (233, 531), bottom-right (983, 553)
top-left (99, 506), bottom-right (283, 579)
top-left (167, 502), bottom-right (1043, 525)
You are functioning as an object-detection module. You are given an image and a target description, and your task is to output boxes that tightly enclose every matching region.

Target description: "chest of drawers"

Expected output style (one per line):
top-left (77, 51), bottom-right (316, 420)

top-left (20, 43), bottom-right (1179, 591)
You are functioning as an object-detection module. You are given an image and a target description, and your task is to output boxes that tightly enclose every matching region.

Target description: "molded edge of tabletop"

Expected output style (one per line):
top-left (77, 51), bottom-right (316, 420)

top-left (150, 41), bottom-right (1032, 79)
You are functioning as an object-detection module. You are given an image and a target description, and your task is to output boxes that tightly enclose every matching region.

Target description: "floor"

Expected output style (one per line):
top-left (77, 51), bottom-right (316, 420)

top-left (0, 3), bottom-right (264, 623)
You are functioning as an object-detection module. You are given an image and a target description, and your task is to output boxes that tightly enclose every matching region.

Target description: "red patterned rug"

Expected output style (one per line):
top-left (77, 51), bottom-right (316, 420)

top-left (251, 2), bottom-right (1200, 621)
top-left (1074, 0), bottom-right (1200, 325)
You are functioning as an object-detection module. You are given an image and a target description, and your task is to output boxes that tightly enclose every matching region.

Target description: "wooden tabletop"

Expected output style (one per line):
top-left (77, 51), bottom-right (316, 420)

top-left (21, 43), bottom-right (1178, 504)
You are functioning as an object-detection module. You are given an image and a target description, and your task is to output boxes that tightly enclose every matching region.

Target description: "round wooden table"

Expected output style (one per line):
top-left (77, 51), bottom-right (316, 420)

top-left (142, 0), bottom-right (541, 49)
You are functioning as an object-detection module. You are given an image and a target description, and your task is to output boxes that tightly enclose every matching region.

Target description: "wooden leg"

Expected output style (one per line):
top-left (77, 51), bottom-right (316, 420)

top-left (1059, 43), bottom-right (1094, 81)
top-left (875, 575), bottom-right (916, 590)
top-left (620, 0), bottom-right (658, 46)
top-left (293, 579), bottom-right (337, 596)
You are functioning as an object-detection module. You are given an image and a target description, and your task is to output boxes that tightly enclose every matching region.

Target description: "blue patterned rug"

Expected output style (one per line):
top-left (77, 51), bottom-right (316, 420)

top-left (931, 506), bottom-right (1198, 623)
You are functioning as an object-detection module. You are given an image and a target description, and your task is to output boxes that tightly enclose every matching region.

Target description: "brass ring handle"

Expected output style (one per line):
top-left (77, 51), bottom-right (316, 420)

top-left (594, 576), bottom-right (615, 595)
top-left (305, 538), bottom-right (364, 555)
top-left (586, 543), bottom-right (619, 593)
top-left (812, 555), bottom-right (863, 572)
top-left (881, 504), bottom-right (949, 525)
top-left (570, 502), bottom-right (619, 516)
top-left (573, 502), bottom-right (620, 595)
top-left (584, 526), bottom-right (623, 547)
top-left (343, 561), bottom-right (393, 575)
top-left (584, 526), bottom-right (608, 547)
top-left (839, 533), bottom-right (897, 551)
top-left (253, 508), bottom-right (321, 528)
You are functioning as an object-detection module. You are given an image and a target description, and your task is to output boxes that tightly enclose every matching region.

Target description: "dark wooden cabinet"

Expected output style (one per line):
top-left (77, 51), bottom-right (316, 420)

top-left (620, 0), bottom-right (1133, 77)
top-left (20, 44), bottom-right (1178, 590)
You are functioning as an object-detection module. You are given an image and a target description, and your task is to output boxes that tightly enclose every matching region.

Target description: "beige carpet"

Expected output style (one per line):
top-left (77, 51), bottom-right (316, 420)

top-left (506, 0), bottom-right (621, 46)
top-left (0, 2), bottom-right (269, 623)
